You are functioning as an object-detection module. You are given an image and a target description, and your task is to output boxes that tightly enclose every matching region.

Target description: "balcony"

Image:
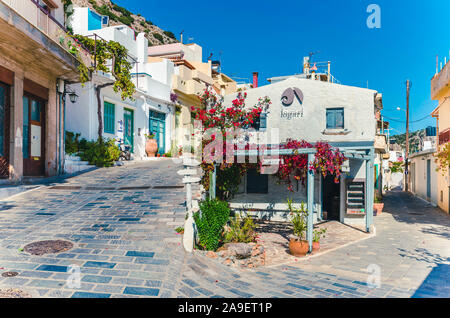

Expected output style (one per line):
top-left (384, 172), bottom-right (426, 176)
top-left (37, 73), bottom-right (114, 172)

top-left (172, 75), bottom-right (206, 98)
top-left (374, 134), bottom-right (388, 154)
top-left (132, 73), bottom-right (171, 102)
top-left (431, 60), bottom-right (450, 100)
top-left (0, 0), bottom-right (91, 82)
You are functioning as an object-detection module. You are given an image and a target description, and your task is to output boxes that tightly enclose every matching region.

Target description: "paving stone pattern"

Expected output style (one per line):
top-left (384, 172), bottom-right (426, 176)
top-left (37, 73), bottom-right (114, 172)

top-left (0, 160), bottom-right (448, 298)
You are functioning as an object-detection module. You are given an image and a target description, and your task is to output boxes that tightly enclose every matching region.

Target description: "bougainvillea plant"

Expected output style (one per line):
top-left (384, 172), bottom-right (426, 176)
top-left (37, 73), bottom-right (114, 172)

top-left (277, 139), bottom-right (347, 192)
top-left (191, 88), bottom-right (347, 196)
top-left (435, 143), bottom-right (450, 175)
top-left (190, 87), bottom-right (271, 199)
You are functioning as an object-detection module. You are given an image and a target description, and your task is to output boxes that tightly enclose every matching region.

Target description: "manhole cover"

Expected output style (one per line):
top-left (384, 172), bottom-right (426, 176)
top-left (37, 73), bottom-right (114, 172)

top-left (0, 288), bottom-right (32, 298)
top-left (1, 271), bottom-right (18, 277)
top-left (23, 240), bottom-right (73, 256)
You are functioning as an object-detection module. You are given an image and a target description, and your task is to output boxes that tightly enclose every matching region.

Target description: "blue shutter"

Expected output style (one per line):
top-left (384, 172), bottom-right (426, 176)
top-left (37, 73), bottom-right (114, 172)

top-left (326, 110), bottom-right (335, 129)
top-left (326, 108), bottom-right (344, 129)
top-left (336, 109), bottom-right (344, 128)
top-left (104, 102), bottom-right (115, 134)
top-left (260, 113), bottom-right (267, 131)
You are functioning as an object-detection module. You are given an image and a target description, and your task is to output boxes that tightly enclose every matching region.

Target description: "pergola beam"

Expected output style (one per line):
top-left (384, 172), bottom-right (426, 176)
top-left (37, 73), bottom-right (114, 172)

top-left (307, 153), bottom-right (315, 253)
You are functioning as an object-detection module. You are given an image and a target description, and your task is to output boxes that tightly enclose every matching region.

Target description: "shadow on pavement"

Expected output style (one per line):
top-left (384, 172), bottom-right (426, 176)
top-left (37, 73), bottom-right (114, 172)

top-left (412, 263), bottom-right (450, 298)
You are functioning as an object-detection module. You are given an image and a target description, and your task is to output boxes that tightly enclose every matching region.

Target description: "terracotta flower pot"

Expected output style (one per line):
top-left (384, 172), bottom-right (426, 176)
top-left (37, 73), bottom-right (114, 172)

top-left (312, 242), bottom-right (320, 252)
top-left (145, 139), bottom-right (158, 157)
top-left (289, 238), bottom-right (309, 257)
top-left (373, 203), bottom-right (384, 215)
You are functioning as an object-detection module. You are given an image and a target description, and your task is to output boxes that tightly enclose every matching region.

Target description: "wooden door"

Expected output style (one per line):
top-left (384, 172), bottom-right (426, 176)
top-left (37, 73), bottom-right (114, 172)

top-left (0, 83), bottom-right (9, 178)
top-left (23, 95), bottom-right (45, 176)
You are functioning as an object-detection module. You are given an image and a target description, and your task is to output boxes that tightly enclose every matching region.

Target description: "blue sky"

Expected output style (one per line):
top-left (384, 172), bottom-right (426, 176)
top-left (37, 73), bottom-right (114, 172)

top-left (116, 0), bottom-right (450, 135)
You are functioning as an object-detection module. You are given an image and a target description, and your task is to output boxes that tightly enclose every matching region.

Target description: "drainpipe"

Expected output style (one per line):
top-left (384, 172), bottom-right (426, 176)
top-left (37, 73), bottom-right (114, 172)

top-left (58, 91), bottom-right (62, 174)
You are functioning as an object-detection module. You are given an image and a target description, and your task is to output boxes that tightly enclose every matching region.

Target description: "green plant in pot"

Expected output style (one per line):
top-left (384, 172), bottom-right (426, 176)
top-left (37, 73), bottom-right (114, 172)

top-left (373, 195), bottom-right (384, 216)
top-left (312, 228), bottom-right (327, 252)
top-left (287, 199), bottom-right (309, 257)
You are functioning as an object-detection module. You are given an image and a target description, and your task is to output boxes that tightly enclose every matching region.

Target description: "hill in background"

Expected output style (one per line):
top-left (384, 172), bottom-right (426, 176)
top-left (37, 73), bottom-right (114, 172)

top-left (71, 0), bottom-right (178, 46)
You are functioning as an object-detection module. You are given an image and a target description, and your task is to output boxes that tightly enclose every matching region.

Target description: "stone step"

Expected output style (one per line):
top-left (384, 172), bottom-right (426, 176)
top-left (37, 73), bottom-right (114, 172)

top-left (64, 164), bottom-right (96, 175)
top-left (65, 160), bottom-right (91, 166)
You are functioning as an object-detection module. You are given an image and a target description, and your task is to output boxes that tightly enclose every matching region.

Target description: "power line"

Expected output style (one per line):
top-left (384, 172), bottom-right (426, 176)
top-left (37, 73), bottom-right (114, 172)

top-left (382, 114), bottom-right (432, 124)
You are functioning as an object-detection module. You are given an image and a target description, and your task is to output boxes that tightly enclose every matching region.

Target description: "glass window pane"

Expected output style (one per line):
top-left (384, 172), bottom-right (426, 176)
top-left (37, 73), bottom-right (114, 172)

top-left (31, 100), bottom-right (41, 122)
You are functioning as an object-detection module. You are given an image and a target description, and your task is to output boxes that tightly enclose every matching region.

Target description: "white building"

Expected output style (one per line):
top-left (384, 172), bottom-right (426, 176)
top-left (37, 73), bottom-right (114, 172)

top-left (66, 7), bottom-right (176, 161)
top-left (409, 149), bottom-right (438, 206)
top-left (223, 73), bottom-right (383, 229)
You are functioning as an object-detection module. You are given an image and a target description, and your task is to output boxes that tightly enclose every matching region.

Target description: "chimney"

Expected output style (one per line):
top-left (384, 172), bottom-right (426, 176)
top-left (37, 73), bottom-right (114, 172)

top-left (252, 72), bottom-right (259, 88)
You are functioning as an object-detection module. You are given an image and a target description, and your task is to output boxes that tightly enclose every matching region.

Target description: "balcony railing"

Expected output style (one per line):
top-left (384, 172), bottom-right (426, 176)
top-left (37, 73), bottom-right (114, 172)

top-left (1, 0), bottom-right (91, 67)
top-left (431, 60), bottom-right (450, 99)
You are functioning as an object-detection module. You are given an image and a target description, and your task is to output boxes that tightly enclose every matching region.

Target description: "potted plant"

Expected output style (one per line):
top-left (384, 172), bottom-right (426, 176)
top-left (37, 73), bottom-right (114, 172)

top-left (312, 228), bottom-right (327, 252)
top-left (145, 133), bottom-right (158, 157)
top-left (373, 196), bottom-right (384, 216)
top-left (287, 199), bottom-right (309, 257)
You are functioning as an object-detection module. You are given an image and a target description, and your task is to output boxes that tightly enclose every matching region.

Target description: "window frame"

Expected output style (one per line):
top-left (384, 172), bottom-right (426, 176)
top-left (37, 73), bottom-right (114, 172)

top-left (326, 107), bottom-right (345, 130)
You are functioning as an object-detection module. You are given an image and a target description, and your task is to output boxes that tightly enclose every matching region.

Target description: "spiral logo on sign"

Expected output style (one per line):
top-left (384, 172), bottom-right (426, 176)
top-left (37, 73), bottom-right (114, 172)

top-left (281, 88), bottom-right (304, 107)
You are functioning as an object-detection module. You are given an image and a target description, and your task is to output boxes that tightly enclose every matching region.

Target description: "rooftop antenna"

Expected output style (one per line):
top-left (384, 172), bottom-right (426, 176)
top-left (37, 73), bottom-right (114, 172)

top-left (309, 51), bottom-right (320, 62)
top-left (180, 30), bottom-right (184, 44)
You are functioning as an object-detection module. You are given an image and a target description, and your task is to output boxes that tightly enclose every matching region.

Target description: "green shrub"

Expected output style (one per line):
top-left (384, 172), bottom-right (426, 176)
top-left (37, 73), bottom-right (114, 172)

top-left (390, 161), bottom-right (404, 173)
top-left (224, 213), bottom-right (256, 243)
top-left (153, 33), bottom-right (164, 44)
top-left (65, 131), bottom-right (81, 155)
top-left (163, 31), bottom-right (176, 40)
top-left (79, 139), bottom-right (120, 167)
top-left (193, 199), bottom-right (230, 251)
top-left (287, 199), bottom-right (308, 241)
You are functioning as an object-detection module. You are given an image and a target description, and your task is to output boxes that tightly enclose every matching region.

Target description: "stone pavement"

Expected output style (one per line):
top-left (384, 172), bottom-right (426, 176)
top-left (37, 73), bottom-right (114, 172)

top-left (0, 161), bottom-right (448, 298)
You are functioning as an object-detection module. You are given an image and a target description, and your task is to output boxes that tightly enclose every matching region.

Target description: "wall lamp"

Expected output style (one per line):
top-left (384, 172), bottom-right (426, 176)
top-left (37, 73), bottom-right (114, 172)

top-left (67, 91), bottom-right (79, 103)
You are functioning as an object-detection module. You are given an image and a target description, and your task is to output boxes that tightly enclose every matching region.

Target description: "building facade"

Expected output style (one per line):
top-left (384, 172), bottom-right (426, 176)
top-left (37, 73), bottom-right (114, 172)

top-left (148, 43), bottom-right (213, 153)
top-left (223, 74), bottom-right (381, 229)
top-left (66, 7), bottom-right (175, 160)
top-left (431, 58), bottom-right (450, 213)
top-left (0, 0), bottom-right (90, 181)
top-left (409, 149), bottom-right (438, 206)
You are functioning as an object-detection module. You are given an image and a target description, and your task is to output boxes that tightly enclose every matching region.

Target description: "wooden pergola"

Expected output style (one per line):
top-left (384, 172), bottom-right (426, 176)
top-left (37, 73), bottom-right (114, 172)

top-left (208, 142), bottom-right (375, 253)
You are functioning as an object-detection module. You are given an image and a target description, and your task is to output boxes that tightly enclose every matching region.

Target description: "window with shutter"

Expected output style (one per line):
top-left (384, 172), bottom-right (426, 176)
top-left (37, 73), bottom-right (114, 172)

top-left (326, 108), bottom-right (344, 129)
top-left (104, 102), bottom-right (115, 134)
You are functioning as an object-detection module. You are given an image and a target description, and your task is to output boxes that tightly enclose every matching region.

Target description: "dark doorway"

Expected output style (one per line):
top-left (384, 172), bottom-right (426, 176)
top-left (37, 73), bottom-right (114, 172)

top-left (23, 94), bottom-right (45, 176)
top-left (322, 175), bottom-right (340, 220)
top-left (0, 82), bottom-right (10, 178)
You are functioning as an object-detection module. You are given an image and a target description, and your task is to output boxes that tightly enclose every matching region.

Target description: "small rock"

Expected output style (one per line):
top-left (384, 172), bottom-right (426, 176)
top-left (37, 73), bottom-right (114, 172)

top-left (223, 258), bottom-right (233, 266)
top-left (218, 250), bottom-right (229, 258)
top-left (206, 251), bottom-right (218, 258)
top-left (225, 243), bottom-right (252, 259)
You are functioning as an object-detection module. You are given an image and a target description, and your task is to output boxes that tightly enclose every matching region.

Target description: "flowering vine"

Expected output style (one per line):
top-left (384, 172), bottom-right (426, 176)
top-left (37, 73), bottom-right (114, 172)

top-left (277, 139), bottom-right (347, 191)
top-left (435, 143), bottom-right (450, 175)
top-left (191, 87), bottom-right (271, 199)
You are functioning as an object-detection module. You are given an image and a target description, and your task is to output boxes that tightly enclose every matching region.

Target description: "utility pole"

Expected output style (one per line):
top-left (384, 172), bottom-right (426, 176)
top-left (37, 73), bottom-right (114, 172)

top-left (405, 80), bottom-right (411, 192)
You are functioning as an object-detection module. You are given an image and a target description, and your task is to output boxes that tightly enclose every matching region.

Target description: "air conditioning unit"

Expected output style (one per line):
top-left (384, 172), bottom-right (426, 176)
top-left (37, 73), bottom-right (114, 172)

top-left (102, 15), bottom-right (109, 27)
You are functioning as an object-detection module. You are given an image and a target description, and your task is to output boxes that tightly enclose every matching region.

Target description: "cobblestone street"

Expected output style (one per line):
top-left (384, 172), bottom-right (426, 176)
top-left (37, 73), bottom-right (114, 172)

top-left (0, 161), bottom-right (449, 298)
